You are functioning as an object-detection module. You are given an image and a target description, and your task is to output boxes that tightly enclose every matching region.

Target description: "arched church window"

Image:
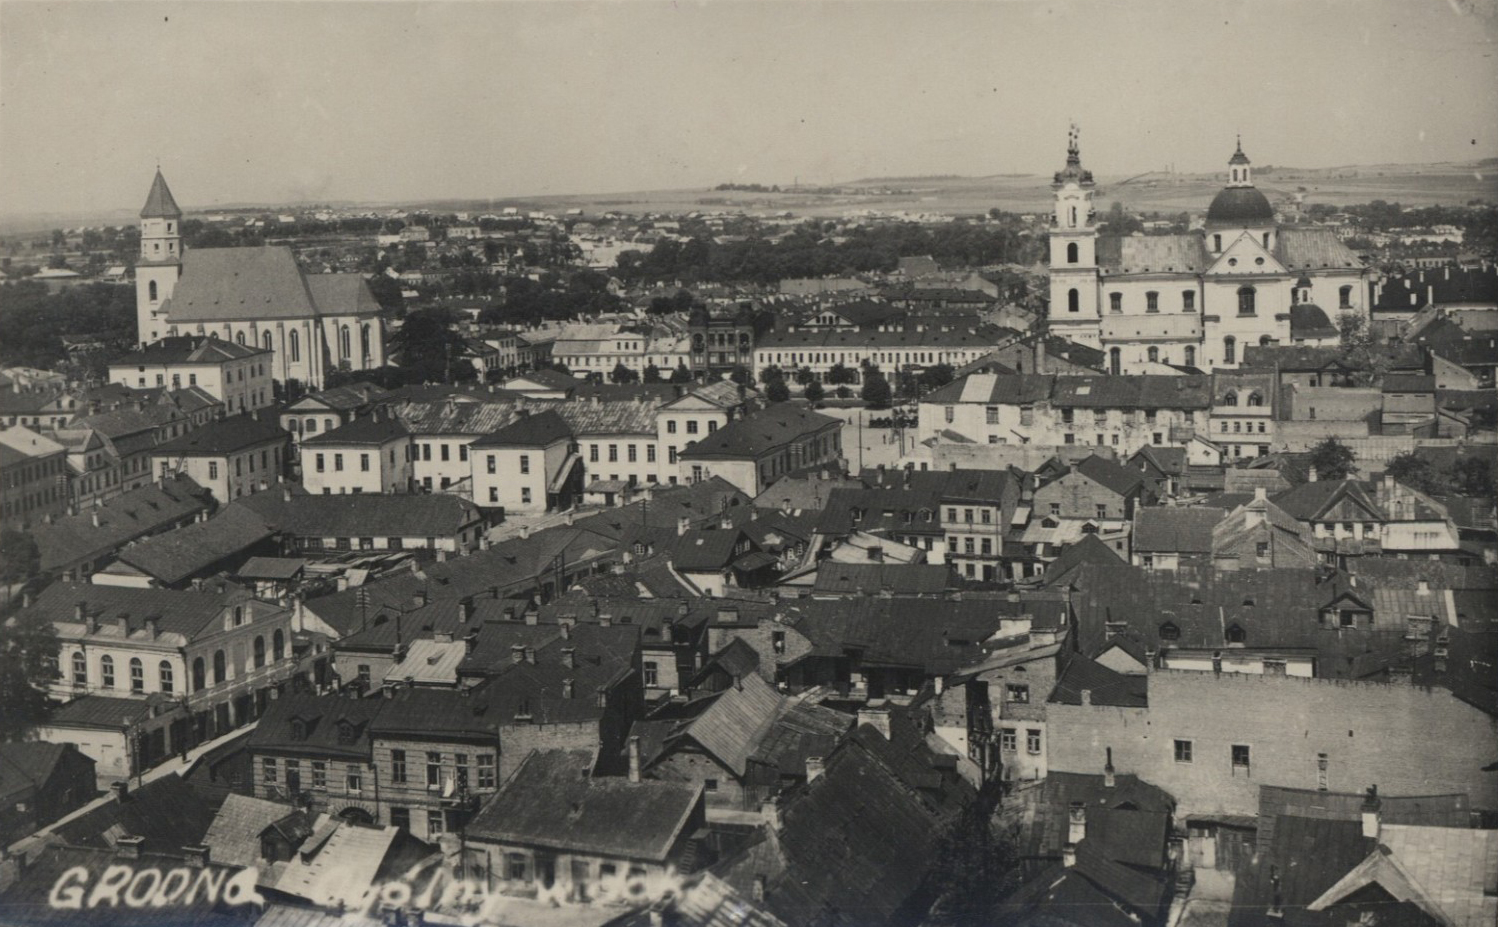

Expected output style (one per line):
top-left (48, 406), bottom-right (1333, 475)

top-left (1109, 348), bottom-right (1121, 375)
top-left (1066, 243), bottom-right (1078, 264)
top-left (1213, 234), bottom-right (1222, 252)
top-left (1067, 289), bottom-right (1079, 313)
top-left (361, 324), bottom-right (372, 360)
top-left (1223, 337), bottom-right (1236, 364)
top-left (262, 331), bottom-right (273, 352)
top-left (1237, 287), bottom-right (1256, 315)
top-left (289, 330), bottom-right (301, 362)
top-left (339, 326), bottom-right (351, 359)
top-left (236, 332), bottom-right (246, 346)
top-left (149, 280), bottom-right (158, 302)
top-left (1069, 206), bottom-right (1077, 227)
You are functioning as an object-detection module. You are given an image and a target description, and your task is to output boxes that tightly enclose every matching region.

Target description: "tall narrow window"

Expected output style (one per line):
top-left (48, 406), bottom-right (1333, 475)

top-left (273, 629), bottom-right (285, 661)
top-left (1223, 336), bottom-right (1236, 365)
top-left (1184, 346), bottom-right (1195, 366)
top-left (254, 636), bottom-right (266, 669)
top-left (1148, 347), bottom-right (1159, 363)
top-left (1067, 288), bottom-right (1079, 313)
top-left (1109, 347), bottom-right (1121, 375)
top-left (1237, 286), bottom-right (1256, 315)
top-left (159, 660), bottom-right (174, 694)
top-left (1183, 290), bottom-right (1195, 312)
top-left (289, 330), bottom-right (301, 362)
top-left (1066, 242), bottom-right (1079, 264)
top-left (101, 656), bottom-right (115, 688)
top-left (1146, 292), bottom-right (1159, 313)
top-left (1109, 293), bottom-right (1122, 313)
top-left (340, 326), bottom-right (351, 359)
top-left (262, 331), bottom-right (273, 352)
top-left (213, 649), bottom-right (226, 684)
top-left (1213, 234), bottom-right (1222, 252)
top-left (149, 280), bottom-right (158, 302)
top-left (1339, 286), bottom-right (1352, 308)
top-left (130, 657), bottom-right (144, 693)
top-left (72, 652), bottom-right (86, 685)
top-left (193, 657), bottom-right (205, 691)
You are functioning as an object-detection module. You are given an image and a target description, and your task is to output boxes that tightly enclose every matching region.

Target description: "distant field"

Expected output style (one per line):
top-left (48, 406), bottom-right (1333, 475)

top-left (498, 160), bottom-right (1498, 218)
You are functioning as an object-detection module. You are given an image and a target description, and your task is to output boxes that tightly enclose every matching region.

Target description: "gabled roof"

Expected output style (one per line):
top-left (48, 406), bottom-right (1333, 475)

top-left (163, 248), bottom-right (383, 323)
top-left (110, 336), bottom-right (267, 367)
top-left (234, 490), bottom-right (481, 539)
top-left (300, 413), bottom-right (410, 447)
top-left (812, 562), bottom-right (951, 596)
top-left (54, 773), bottom-right (220, 856)
top-left (466, 749), bottom-right (702, 862)
top-left (1072, 455), bottom-right (1147, 497)
top-left (150, 413), bottom-right (288, 457)
top-left (273, 815), bottom-right (401, 908)
top-left (468, 409), bottom-right (573, 448)
top-left (1228, 816), bottom-right (1375, 927)
top-left (26, 580), bottom-right (266, 643)
top-left (679, 406), bottom-right (840, 460)
top-left (30, 474), bottom-right (211, 572)
top-left (1273, 227), bottom-right (1364, 271)
top-left (0, 742), bottom-right (83, 804)
top-left (139, 169), bottom-right (182, 219)
top-left (664, 673), bottom-right (785, 777)
top-left (1132, 506), bottom-right (1225, 554)
top-left (1050, 652), bottom-right (1148, 707)
top-left (114, 504), bottom-right (275, 584)
top-left (202, 793), bottom-right (299, 870)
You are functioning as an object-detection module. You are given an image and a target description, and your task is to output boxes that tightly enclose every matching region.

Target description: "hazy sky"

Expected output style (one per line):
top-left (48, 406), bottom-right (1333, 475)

top-left (3, 0), bottom-right (1496, 217)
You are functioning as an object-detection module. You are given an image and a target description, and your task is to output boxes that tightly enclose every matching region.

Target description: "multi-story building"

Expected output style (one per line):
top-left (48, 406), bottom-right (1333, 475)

top-left (689, 305), bottom-right (755, 379)
top-left (469, 410), bottom-right (579, 514)
top-left (549, 323), bottom-right (691, 380)
top-left (677, 405), bottom-right (843, 496)
top-left (150, 413), bottom-right (288, 504)
top-left (279, 382), bottom-right (390, 455)
top-left (28, 581), bottom-right (298, 782)
top-left (107, 336), bottom-right (274, 415)
top-left (1046, 131), bottom-right (1370, 370)
top-left (300, 411), bottom-right (413, 495)
top-left (0, 425), bottom-right (69, 527)
top-left (53, 403), bottom-right (198, 507)
top-left (920, 373), bottom-right (1213, 457)
top-left (1208, 368), bottom-right (1277, 460)
top-left (753, 327), bottom-right (997, 387)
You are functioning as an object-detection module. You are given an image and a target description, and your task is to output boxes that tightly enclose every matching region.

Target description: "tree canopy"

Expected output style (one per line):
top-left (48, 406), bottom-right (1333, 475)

top-left (1309, 437), bottom-right (1357, 481)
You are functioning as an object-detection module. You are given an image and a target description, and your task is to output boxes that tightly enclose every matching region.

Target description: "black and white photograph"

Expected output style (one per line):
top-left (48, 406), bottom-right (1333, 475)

top-left (0, 1), bottom-right (1496, 925)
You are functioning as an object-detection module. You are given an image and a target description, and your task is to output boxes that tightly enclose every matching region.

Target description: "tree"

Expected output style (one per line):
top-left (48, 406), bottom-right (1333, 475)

top-left (1383, 452), bottom-right (1442, 495)
top-left (669, 363), bottom-right (694, 384)
top-left (919, 363), bottom-right (956, 392)
top-left (827, 363), bottom-right (857, 386)
top-left (642, 363), bottom-right (663, 384)
top-left (766, 378), bottom-right (791, 403)
top-left (793, 366), bottom-right (816, 386)
top-left (0, 529), bottom-right (39, 589)
top-left (1309, 437), bottom-right (1357, 481)
top-left (759, 365), bottom-right (785, 385)
top-left (1450, 455), bottom-right (1496, 499)
top-left (728, 365), bottom-right (751, 386)
top-left (861, 368), bottom-right (893, 409)
top-left (610, 362), bottom-right (640, 384)
top-left (803, 381), bottom-right (825, 403)
top-left (927, 799), bottom-right (1023, 924)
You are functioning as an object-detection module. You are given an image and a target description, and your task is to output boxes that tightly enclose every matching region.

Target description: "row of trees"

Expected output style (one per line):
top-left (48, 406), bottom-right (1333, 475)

top-left (0, 281), bottom-right (137, 374)
top-left (612, 217), bottom-right (1045, 287)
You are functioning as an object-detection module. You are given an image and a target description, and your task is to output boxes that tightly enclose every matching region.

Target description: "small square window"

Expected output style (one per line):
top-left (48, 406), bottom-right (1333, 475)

top-left (1174, 740), bottom-right (1192, 763)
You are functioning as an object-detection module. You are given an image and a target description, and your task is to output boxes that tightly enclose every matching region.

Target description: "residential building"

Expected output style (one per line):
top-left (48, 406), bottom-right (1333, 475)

top-left (28, 475), bottom-right (212, 581)
top-left (107, 336), bottom-right (273, 414)
top-left (0, 425), bottom-right (69, 526)
top-left (677, 405), bottom-right (843, 496)
top-left (149, 413), bottom-right (289, 504)
top-left (469, 409), bottom-right (579, 513)
top-left (1209, 367), bottom-right (1277, 459)
top-left (278, 381), bottom-right (390, 453)
top-left (300, 411), bottom-right (413, 495)
top-left (0, 742), bottom-right (97, 845)
top-left (235, 487), bottom-right (486, 554)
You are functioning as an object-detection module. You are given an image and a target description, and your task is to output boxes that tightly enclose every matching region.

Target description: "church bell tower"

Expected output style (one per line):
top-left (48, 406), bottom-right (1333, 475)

top-left (1047, 124), bottom-right (1101, 347)
top-left (136, 169), bottom-right (183, 346)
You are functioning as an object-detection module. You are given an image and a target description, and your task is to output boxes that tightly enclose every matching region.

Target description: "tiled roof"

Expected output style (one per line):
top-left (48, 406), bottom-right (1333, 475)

top-left (115, 504), bottom-right (275, 584)
top-left (673, 527), bottom-right (750, 572)
top-left (26, 580), bottom-right (262, 643)
top-left (249, 692), bottom-right (384, 759)
top-left (233, 490), bottom-right (481, 539)
top-left (202, 793), bottom-right (300, 870)
top-left (1228, 815), bottom-right (1374, 927)
top-left (1131, 506), bottom-right (1224, 553)
top-left (0, 742), bottom-right (76, 803)
top-left (110, 336), bottom-right (267, 367)
top-left (299, 413), bottom-right (409, 446)
top-left (55, 773), bottom-right (220, 855)
top-left (235, 556), bottom-right (306, 580)
top-left (163, 247), bottom-right (318, 322)
top-left (1273, 227), bottom-right (1364, 271)
top-left (666, 674), bottom-right (785, 777)
top-left (812, 562), bottom-right (952, 596)
top-left (1049, 652), bottom-right (1149, 707)
top-left (469, 409), bottom-right (573, 448)
top-left (1051, 374), bottom-right (1213, 410)
top-left (924, 373), bottom-right (1054, 405)
top-left (30, 475), bottom-right (210, 572)
top-left (40, 694), bottom-right (157, 730)
top-left (754, 474), bottom-right (864, 512)
top-left (150, 413), bottom-right (288, 456)
top-left (1073, 455), bottom-right (1147, 497)
top-left (466, 749), bottom-right (701, 862)
top-left (1097, 234), bottom-right (1209, 274)
top-left (678, 406), bottom-right (841, 460)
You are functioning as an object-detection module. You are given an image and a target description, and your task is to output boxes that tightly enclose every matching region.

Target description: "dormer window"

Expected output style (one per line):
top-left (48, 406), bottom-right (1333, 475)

top-left (290, 718), bottom-right (307, 741)
top-left (1226, 624), bottom-right (1246, 644)
top-left (1160, 622), bottom-right (1180, 641)
top-left (336, 720), bottom-right (356, 745)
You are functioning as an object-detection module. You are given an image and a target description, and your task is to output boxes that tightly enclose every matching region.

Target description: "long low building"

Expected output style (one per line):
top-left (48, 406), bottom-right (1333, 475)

top-left (753, 327), bottom-right (1002, 385)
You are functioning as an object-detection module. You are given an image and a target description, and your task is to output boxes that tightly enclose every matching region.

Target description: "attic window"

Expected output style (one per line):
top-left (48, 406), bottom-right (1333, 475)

top-left (1160, 622), bottom-right (1180, 641)
top-left (1242, 597), bottom-right (1255, 607)
top-left (1226, 624), bottom-right (1247, 644)
top-left (290, 718), bottom-right (306, 741)
top-left (336, 720), bottom-right (356, 745)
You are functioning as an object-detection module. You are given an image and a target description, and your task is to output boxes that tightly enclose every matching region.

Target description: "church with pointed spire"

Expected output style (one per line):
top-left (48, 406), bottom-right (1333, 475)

top-left (132, 170), bottom-right (386, 389)
top-left (1047, 133), bottom-right (1369, 373)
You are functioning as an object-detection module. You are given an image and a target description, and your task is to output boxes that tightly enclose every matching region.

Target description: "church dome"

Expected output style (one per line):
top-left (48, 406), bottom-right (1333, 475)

top-left (1205, 186), bottom-right (1274, 227)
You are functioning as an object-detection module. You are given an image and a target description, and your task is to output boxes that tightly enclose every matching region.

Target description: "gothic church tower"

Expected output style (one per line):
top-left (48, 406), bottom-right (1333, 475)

top-left (136, 169), bottom-right (183, 346)
top-left (1047, 125), bottom-right (1101, 348)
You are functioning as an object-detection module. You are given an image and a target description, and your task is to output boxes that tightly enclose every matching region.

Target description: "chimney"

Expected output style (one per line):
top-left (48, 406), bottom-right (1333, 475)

top-left (856, 706), bottom-right (891, 740)
top-left (436, 548), bottom-right (448, 563)
top-left (1067, 801), bottom-right (1086, 845)
top-left (1361, 786), bottom-right (1381, 840)
top-left (1033, 337), bottom-right (1047, 376)
top-left (1308, 466), bottom-right (1318, 483)
top-left (510, 644), bottom-right (525, 664)
top-left (805, 756), bottom-right (825, 782)
top-left (92, 511), bottom-right (101, 528)
top-left (1253, 486), bottom-right (1267, 502)
top-left (111, 781), bottom-right (130, 803)
top-left (562, 678), bottom-right (574, 700)
top-left (115, 835), bottom-right (145, 860)
top-left (21, 590), bottom-right (32, 609)
top-left (75, 601), bottom-right (86, 623)
top-left (183, 845), bottom-right (211, 868)
top-left (1061, 843), bottom-right (1076, 868)
top-left (459, 598), bottom-right (474, 622)
top-left (1416, 579), bottom-right (1429, 595)
top-left (1080, 689), bottom-right (1091, 706)
top-left (519, 524), bottom-right (531, 540)
top-left (598, 613), bottom-right (612, 627)
top-left (523, 646), bottom-right (535, 664)
top-left (677, 515), bottom-right (691, 536)
top-left (1104, 748), bottom-right (1115, 788)
top-left (282, 486), bottom-right (292, 503)
top-left (415, 588), bottom-right (428, 607)
top-left (561, 647), bottom-right (575, 669)
top-left (144, 618), bottom-right (158, 639)
top-left (1268, 864), bottom-right (1284, 919)
top-left (752, 875), bottom-right (767, 903)
top-left (628, 735), bottom-right (642, 783)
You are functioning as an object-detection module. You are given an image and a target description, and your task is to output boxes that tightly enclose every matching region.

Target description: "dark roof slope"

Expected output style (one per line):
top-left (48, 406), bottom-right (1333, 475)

top-left (469, 409), bottom-right (573, 448)
top-left (151, 413), bottom-right (288, 456)
top-left (1132, 506), bottom-right (1223, 554)
top-left (54, 773), bottom-right (220, 855)
top-left (30, 475), bottom-right (210, 572)
top-left (234, 490), bottom-right (481, 538)
top-left (115, 504), bottom-right (275, 584)
top-left (679, 406), bottom-right (840, 460)
top-left (139, 169), bottom-right (182, 219)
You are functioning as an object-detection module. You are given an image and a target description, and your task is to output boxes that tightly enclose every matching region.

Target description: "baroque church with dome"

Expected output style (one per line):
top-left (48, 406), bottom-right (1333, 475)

top-left (134, 170), bottom-right (386, 389)
top-left (1046, 131), bottom-right (1369, 373)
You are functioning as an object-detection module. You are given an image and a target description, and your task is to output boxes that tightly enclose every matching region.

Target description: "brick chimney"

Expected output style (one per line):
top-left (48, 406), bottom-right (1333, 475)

top-left (562, 678), bottom-right (574, 700)
top-left (628, 735), bottom-right (642, 783)
top-left (856, 705), bottom-right (891, 740)
top-left (1104, 747), bottom-right (1115, 789)
top-left (1361, 785), bottom-right (1381, 840)
top-left (183, 845), bottom-right (211, 868)
top-left (510, 644), bottom-right (524, 664)
top-left (111, 781), bottom-right (129, 803)
top-left (561, 647), bottom-right (575, 669)
top-left (805, 756), bottom-right (825, 782)
top-left (115, 835), bottom-right (145, 860)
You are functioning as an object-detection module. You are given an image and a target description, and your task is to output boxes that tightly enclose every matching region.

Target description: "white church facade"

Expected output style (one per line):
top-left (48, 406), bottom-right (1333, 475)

top-left (135, 171), bottom-right (386, 390)
top-left (1046, 131), bottom-right (1369, 373)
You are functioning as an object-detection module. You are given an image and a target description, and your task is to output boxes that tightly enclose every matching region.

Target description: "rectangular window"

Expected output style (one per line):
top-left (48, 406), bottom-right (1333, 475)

top-left (521, 487), bottom-right (532, 504)
top-left (1146, 291), bottom-right (1159, 313)
top-left (1026, 729), bottom-right (1042, 755)
top-left (986, 406), bottom-right (1000, 425)
top-left (1183, 291), bottom-right (1195, 311)
top-left (347, 765), bottom-right (362, 793)
top-left (210, 461), bottom-right (220, 479)
top-left (487, 454), bottom-right (497, 474)
top-left (686, 420), bottom-right (699, 435)
top-left (519, 454), bottom-right (529, 474)
top-left (440, 445), bottom-right (450, 462)
top-left (667, 421), bottom-right (677, 434)
top-left (489, 487), bottom-right (498, 503)
top-left (427, 752), bottom-right (441, 789)
top-left (507, 853), bottom-right (528, 881)
top-left (609, 445), bottom-right (618, 463)
top-left (334, 453), bottom-right (344, 472)
top-left (478, 754), bottom-right (496, 789)
top-left (704, 778), bottom-right (719, 792)
top-left (360, 453), bottom-right (370, 472)
top-left (628, 445), bottom-right (637, 463)
top-left (1174, 740), bottom-right (1193, 764)
top-left (589, 445), bottom-right (599, 463)
top-left (428, 810), bottom-right (444, 835)
top-left (392, 749), bottom-right (407, 783)
top-left (459, 445), bottom-right (468, 462)
top-left (647, 445), bottom-right (656, 463)
top-left (999, 728), bottom-right (1017, 752)
top-left (1096, 504), bottom-right (1107, 519)
top-left (262, 757), bottom-right (277, 784)
top-left (643, 661), bottom-right (659, 686)
top-left (1006, 684), bottom-right (1030, 704)
top-left (455, 754), bottom-right (468, 789)
top-left (1231, 744), bottom-right (1251, 773)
